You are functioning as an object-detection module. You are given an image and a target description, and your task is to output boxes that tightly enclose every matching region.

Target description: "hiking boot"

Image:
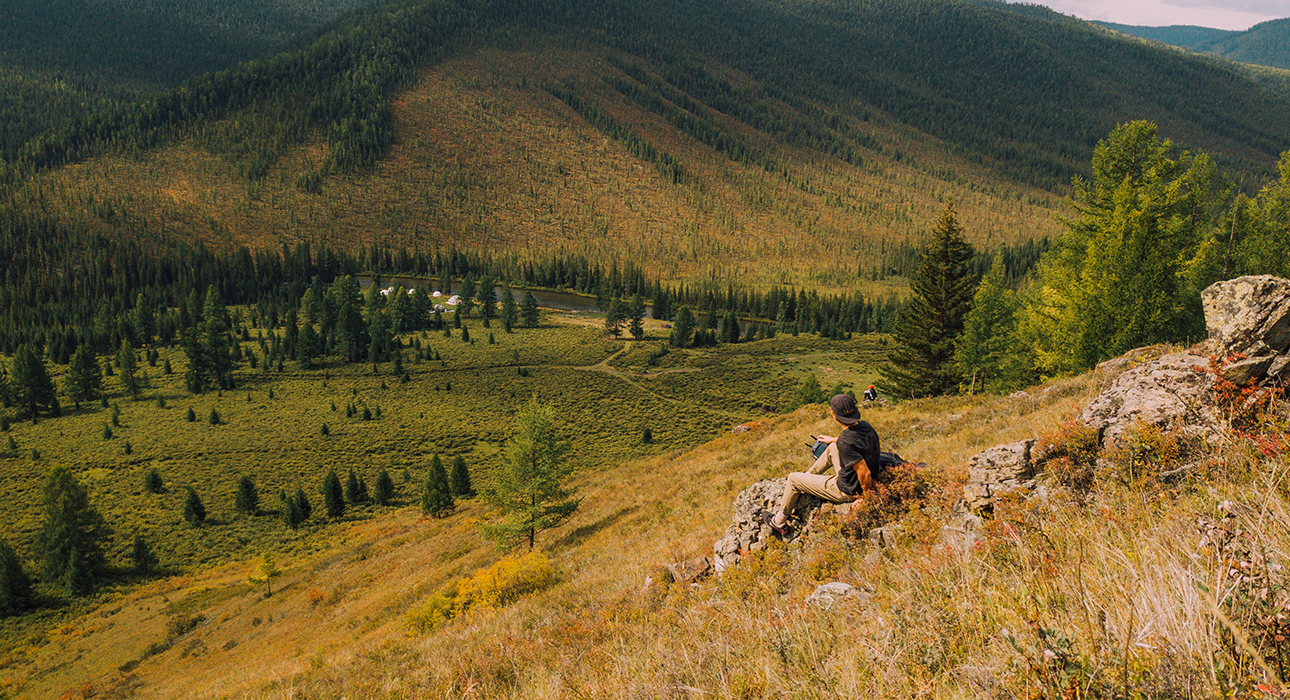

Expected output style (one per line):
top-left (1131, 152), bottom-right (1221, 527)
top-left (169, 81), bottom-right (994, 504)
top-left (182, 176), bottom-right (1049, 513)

top-left (762, 511), bottom-right (790, 538)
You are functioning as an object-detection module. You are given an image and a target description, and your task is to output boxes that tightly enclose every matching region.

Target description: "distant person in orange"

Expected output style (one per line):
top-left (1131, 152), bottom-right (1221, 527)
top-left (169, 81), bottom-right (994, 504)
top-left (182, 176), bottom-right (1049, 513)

top-left (765, 394), bottom-right (880, 536)
top-left (863, 385), bottom-right (878, 402)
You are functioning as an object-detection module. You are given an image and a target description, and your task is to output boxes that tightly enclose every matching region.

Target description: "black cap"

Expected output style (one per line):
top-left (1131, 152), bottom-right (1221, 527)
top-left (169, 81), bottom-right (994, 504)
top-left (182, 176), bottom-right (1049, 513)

top-left (830, 394), bottom-right (860, 425)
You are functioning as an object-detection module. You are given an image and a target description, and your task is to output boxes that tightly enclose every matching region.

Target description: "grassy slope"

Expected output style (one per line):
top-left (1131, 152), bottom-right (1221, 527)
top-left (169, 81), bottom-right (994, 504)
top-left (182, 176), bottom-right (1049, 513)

top-left (0, 339), bottom-right (1125, 698)
top-left (20, 40), bottom-right (1064, 294)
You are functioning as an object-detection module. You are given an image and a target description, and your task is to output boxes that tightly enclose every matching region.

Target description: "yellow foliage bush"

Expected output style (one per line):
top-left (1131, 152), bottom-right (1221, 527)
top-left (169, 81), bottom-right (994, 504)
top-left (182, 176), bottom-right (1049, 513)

top-left (406, 552), bottom-right (554, 634)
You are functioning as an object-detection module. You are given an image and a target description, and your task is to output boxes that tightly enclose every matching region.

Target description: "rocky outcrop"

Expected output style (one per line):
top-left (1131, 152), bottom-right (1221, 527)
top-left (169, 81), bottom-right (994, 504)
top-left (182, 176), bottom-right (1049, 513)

top-left (964, 275), bottom-right (1290, 511)
top-left (712, 478), bottom-right (825, 572)
top-left (963, 440), bottom-right (1036, 510)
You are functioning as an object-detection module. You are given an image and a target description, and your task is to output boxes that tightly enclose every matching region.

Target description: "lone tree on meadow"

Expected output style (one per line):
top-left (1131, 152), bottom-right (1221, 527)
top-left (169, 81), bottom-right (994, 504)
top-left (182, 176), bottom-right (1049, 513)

top-left (627, 294), bottom-right (647, 341)
top-left (35, 466), bottom-right (108, 595)
top-left (374, 468), bottom-right (395, 506)
top-left (322, 468), bottom-right (345, 519)
top-left (131, 534), bottom-right (159, 574)
top-left (235, 475), bottom-right (259, 515)
top-left (422, 454), bottom-right (454, 517)
top-left (881, 203), bottom-right (976, 399)
top-left (183, 487), bottom-right (207, 526)
top-left (451, 454), bottom-right (472, 497)
top-left (480, 398), bottom-right (581, 551)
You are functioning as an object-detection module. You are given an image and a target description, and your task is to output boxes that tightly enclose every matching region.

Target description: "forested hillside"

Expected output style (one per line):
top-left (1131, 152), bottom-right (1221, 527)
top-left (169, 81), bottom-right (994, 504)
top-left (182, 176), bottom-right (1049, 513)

top-left (1099, 17), bottom-right (1290, 71)
top-left (0, 0), bottom-right (379, 161)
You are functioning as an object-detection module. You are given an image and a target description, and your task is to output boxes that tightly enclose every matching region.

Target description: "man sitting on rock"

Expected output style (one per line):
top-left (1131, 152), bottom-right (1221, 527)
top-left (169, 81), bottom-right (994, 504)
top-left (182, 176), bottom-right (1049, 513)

top-left (765, 394), bottom-right (880, 536)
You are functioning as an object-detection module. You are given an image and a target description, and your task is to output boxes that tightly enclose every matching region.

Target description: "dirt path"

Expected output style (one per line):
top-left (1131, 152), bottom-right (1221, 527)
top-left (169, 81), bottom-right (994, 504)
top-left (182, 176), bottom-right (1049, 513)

top-left (567, 344), bottom-right (742, 420)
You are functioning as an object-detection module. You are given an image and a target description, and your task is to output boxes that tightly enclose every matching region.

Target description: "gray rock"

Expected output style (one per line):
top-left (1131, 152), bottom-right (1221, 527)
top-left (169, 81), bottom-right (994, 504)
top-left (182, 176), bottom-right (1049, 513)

top-left (731, 424), bottom-right (750, 435)
top-left (713, 477), bottom-right (823, 571)
top-left (963, 440), bottom-right (1034, 510)
top-left (1202, 276), bottom-right (1290, 357)
top-left (941, 510), bottom-right (984, 550)
top-left (867, 524), bottom-right (900, 548)
top-left (664, 556), bottom-right (712, 584)
top-left (1079, 352), bottom-right (1218, 446)
top-left (1222, 354), bottom-right (1276, 385)
top-left (806, 582), bottom-right (867, 610)
top-left (1268, 355), bottom-right (1290, 379)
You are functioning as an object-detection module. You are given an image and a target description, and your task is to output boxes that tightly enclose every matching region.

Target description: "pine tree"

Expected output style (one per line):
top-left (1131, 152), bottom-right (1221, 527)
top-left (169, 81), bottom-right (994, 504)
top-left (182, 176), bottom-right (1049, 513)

top-left (374, 469), bottom-right (395, 506)
top-left (346, 468), bottom-right (362, 503)
top-left (36, 466), bottom-right (107, 595)
top-left (235, 475), bottom-right (259, 515)
top-left (477, 275), bottom-right (497, 327)
top-left (721, 310), bottom-right (741, 344)
top-left (0, 538), bottom-right (34, 615)
top-left (116, 339), bottom-right (140, 398)
top-left (322, 469), bottom-right (345, 519)
top-left (183, 487), bottom-right (206, 526)
top-left (480, 398), bottom-right (581, 551)
top-left (11, 344), bottom-right (56, 420)
top-left (627, 294), bottom-right (646, 341)
top-left (881, 204), bottom-right (976, 399)
top-left (450, 454), bottom-right (472, 497)
top-left (282, 492), bottom-right (304, 529)
top-left (294, 487), bottom-right (313, 521)
top-left (670, 307), bottom-right (695, 348)
top-left (521, 291), bottom-right (540, 328)
top-left (66, 343), bottom-right (103, 408)
top-left (131, 534), bottom-right (159, 574)
top-left (422, 454), bottom-right (454, 517)
top-left (186, 406), bottom-right (196, 422)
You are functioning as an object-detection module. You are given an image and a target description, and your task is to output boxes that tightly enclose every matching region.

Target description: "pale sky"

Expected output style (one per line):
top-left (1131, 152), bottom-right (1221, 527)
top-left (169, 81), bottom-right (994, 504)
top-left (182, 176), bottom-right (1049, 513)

top-left (1023, 0), bottom-right (1289, 30)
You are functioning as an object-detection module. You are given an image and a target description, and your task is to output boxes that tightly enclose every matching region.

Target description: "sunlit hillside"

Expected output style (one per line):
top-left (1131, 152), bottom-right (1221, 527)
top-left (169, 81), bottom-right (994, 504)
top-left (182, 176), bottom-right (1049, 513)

top-left (17, 39), bottom-right (1062, 294)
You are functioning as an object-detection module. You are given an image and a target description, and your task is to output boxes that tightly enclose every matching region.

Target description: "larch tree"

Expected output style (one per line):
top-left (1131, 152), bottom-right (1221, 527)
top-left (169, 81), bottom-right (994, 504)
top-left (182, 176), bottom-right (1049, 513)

top-left (955, 255), bottom-right (1029, 394)
top-left (480, 398), bottom-right (581, 551)
top-left (520, 291), bottom-right (540, 328)
top-left (880, 203), bottom-right (976, 399)
top-left (66, 343), bottom-right (103, 409)
top-left (116, 339), bottom-right (140, 398)
top-left (422, 454), bottom-right (454, 517)
top-left (12, 344), bottom-right (57, 420)
top-left (1021, 121), bottom-right (1225, 374)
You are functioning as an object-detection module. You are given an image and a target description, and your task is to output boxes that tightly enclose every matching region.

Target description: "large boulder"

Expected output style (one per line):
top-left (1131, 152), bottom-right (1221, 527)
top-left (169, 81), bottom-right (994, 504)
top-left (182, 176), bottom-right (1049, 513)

top-left (1202, 276), bottom-right (1290, 359)
top-left (1079, 352), bottom-right (1219, 446)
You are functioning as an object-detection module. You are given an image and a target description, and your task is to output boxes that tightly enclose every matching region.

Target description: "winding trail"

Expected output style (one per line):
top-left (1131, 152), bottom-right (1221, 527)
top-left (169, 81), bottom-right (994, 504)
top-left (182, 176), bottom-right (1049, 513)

top-left (567, 344), bottom-right (744, 421)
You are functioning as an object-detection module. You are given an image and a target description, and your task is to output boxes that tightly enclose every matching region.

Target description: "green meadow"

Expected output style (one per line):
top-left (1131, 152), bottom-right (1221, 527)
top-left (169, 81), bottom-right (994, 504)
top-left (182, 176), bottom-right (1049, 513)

top-left (0, 311), bottom-right (886, 618)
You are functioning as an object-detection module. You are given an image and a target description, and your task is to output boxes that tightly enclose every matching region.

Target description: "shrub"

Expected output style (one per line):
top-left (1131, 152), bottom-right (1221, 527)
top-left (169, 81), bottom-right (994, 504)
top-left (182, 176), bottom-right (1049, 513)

top-left (1038, 419), bottom-right (1103, 492)
top-left (406, 553), bottom-right (554, 633)
top-left (841, 460), bottom-right (936, 537)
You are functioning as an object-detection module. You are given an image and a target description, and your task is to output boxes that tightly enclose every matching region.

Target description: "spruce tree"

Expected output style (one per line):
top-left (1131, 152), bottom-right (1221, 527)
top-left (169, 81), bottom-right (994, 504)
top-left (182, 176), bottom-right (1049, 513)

top-left (374, 469), bottom-right (395, 506)
top-left (322, 469), bottom-right (345, 519)
top-left (0, 538), bottom-right (33, 615)
top-left (670, 307), bottom-right (695, 348)
top-left (520, 291), bottom-right (540, 328)
top-left (628, 294), bottom-right (646, 341)
top-left (131, 534), bottom-right (159, 574)
top-left (11, 344), bottom-right (56, 420)
top-left (501, 289), bottom-right (519, 333)
top-left (282, 494), bottom-right (304, 529)
top-left (36, 466), bottom-right (107, 595)
top-left (183, 487), bottom-right (206, 526)
top-left (116, 339), bottom-right (141, 398)
top-left (477, 275), bottom-right (497, 327)
top-left (450, 454), bottom-right (472, 497)
top-left (421, 455), bottom-right (454, 517)
top-left (294, 487), bottom-right (313, 521)
top-left (143, 468), bottom-right (163, 493)
top-left (66, 344), bottom-right (103, 408)
top-left (880, 204), bottom-right (976, 399)
top-left (235, 475), bottom-right (259, 515)
top-left (604, 297), bottom-right (623, 338)
top-left (480, 398), bottom-right (580, 551)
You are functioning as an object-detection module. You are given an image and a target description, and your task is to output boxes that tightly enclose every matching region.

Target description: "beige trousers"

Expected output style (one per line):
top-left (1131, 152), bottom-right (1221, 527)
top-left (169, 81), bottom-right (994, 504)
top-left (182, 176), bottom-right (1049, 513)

top-left (779, 442), bottom-right (855, 516)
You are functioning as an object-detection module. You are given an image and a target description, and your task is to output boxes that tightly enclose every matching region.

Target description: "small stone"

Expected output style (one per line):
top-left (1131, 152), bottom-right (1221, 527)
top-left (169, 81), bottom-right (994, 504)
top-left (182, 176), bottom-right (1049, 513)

top-left (1222, 354), bottom-right (1276, 385)
top-left (806, 582), bottom-right (863, 609)
top-left (731, 424), bottom-right (750, 435)
top-left (664, 556), bottom-right (712, 584)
